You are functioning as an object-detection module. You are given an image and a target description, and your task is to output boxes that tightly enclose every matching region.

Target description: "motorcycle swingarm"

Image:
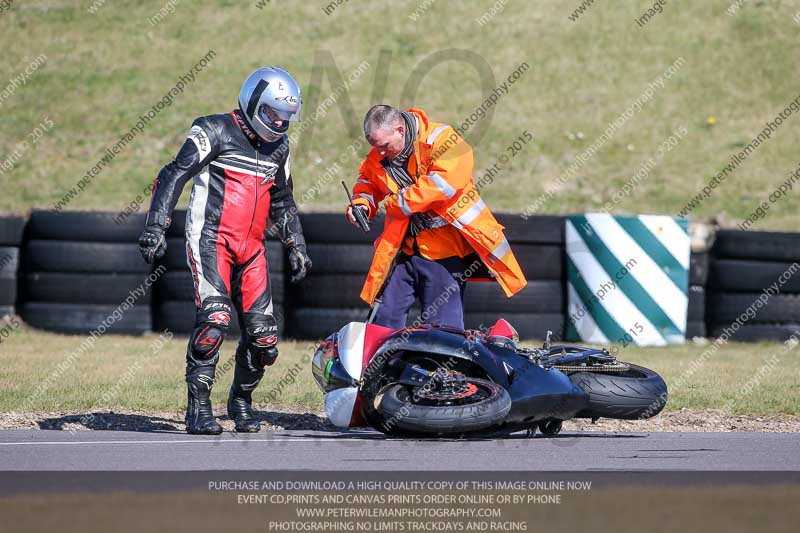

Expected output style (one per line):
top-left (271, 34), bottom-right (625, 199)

top-left (542, 346), bottom-right (616, 367)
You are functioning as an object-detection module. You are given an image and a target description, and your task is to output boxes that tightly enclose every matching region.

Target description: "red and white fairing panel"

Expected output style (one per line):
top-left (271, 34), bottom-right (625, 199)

top-left (324, 322), bottom-right (393, 428)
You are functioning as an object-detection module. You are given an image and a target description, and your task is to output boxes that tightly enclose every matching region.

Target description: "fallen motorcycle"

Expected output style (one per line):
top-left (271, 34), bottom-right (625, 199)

top-left (311, 319), bottom-right (668, 437)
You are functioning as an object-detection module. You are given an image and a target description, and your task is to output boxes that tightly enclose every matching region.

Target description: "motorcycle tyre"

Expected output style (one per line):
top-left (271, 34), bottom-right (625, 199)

top-left (568, 363), bottom-right (668, 420)
top-left (376, 378), bottom-right (511, 436)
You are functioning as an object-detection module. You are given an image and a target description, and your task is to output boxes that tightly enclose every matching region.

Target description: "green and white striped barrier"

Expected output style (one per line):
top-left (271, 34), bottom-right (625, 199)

top-left (565, 214), bottom-right (689, 346)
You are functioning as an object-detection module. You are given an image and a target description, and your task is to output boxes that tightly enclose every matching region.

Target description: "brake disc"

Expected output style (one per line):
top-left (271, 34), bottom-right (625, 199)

top-left (415, 370), bottom-right (470, 401)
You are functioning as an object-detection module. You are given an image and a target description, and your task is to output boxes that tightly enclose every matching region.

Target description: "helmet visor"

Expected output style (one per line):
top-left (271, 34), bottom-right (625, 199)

top-left (260, 104), bottom-right (290, 125)
top-left (261, 99), bottom-right (301, 122)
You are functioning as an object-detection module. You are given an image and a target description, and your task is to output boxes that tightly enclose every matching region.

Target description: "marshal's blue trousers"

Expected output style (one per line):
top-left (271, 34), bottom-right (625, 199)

top-left (372, 253), bottom-right (468, 330)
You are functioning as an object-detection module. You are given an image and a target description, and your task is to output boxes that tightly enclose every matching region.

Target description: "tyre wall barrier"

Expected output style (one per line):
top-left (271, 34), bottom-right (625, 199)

top-left (7, 210), bottom-right (800, 343)
top-left (707, 230), bottom-right (800, 342)
top-left (289, 212), bottom-right (566, 340)
top-left (0, 215), bottom-right (25, 320)
top-left (687, 252), bottom-right (708, 339)
top-left (19, 210), bottom-right (153, 335)
top-left (288, 212), bottom-right (385, 340)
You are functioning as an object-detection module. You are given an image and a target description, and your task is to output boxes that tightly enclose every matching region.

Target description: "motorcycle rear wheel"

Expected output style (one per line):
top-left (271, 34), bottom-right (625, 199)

top-left (569, 363), bottom-right (668, 420)
top-left (376, 378), bottom-right (511, 435)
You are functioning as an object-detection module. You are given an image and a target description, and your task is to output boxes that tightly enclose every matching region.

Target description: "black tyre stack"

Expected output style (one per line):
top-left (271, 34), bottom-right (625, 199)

top-left (288, 213), bottom-right (383, 339)
top-left (707, 230), bottom-right (800, 342)
top-left (462, 214), bottom-right (565, 340)
top-left (153, 209), bottom-right (287, 339)
top-left (687, 251), bottom-right (709, 339)
top-left (0, 215), bottom-right (26, 318)
top-left (19, 211), bottom-right (153, 335)
top-left (12, 210), bottom-right (800, 344)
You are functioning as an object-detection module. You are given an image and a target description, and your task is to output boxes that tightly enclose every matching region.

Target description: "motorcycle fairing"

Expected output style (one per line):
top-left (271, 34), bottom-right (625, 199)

top-left (363, 327), bottom-right (511, 387)
top-left (321, 322), bottom-right (396, 383)
top-left (489, 348), bottom-right (589, 423)
top-left (325, 387), bottom-right (360, 428)
top-left (324, 322), bottom-right (394, 428)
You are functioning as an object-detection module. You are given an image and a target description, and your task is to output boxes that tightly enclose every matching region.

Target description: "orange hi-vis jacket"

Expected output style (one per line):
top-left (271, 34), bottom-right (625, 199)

top-left (350, 108), bottom-right (527, 305)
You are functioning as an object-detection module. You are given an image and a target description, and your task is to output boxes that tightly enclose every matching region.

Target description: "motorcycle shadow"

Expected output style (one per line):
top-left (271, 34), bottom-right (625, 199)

top-left (233, 409), bottom-right (333, 432)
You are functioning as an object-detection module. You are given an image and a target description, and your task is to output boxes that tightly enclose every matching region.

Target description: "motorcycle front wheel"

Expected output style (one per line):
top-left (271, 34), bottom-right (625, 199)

top-left (376, 377), bottom-right (511, 435)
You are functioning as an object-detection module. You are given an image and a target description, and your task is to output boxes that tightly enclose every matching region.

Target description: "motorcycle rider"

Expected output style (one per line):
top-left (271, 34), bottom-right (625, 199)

top-left (138, 67), bottom-right (312, 435)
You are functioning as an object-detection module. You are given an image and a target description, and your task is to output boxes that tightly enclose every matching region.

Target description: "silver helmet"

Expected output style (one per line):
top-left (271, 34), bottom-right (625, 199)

top-left (238, 67), bottom-right (302, 142)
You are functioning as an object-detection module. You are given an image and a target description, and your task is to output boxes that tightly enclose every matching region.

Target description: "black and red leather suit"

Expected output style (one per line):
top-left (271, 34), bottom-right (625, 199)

top-left (146, 109), bottom-right (306, 429)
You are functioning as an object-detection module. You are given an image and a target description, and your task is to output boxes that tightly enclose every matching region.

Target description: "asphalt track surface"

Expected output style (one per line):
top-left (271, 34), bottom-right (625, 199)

top-left (1, 429), bottom-right (798, 471)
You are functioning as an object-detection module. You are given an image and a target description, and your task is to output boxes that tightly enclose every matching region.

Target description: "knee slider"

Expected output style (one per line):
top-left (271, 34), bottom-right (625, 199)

top-left (244, 312), bottom-right (279, 367)
top-left (190, 324), bottom-right (225, 361)
top-left (190, 297), bottom-right (232, 361)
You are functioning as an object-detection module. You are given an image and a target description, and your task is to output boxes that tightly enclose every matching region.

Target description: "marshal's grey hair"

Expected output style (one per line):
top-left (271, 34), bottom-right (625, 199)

top-left (363, 104), bottom-right (402, 139)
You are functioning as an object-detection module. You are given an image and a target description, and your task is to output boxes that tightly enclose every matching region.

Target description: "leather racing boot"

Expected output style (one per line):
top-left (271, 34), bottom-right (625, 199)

top-left (185, 364), bottom-right (223, 435)
top-left (226, 345), bottom-right (266, 433)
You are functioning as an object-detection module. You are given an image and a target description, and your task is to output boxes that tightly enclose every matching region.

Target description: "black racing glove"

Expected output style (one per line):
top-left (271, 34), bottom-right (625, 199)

top-left (288, 245), bottom-right (312, 284)
top-left (138, 212), bottom-right (169, 264)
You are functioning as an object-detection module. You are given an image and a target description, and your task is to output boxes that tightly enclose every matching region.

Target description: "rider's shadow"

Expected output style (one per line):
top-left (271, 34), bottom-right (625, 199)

top-left (36, 409), bottom-right (336, 434)
top-left (36, 412), bottom-right (182, 432)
